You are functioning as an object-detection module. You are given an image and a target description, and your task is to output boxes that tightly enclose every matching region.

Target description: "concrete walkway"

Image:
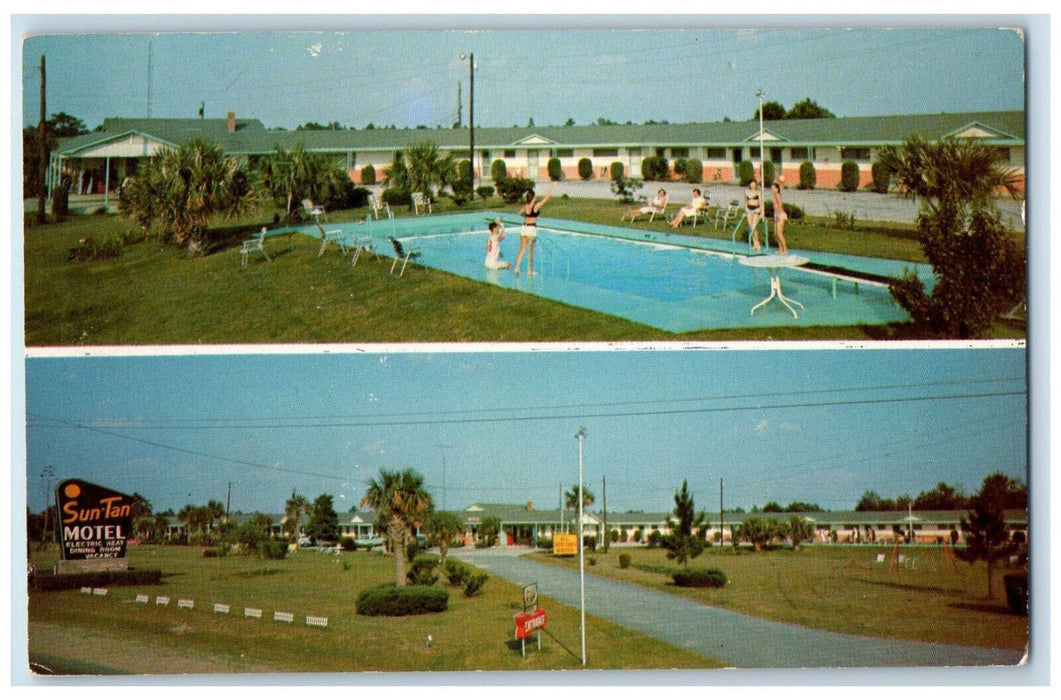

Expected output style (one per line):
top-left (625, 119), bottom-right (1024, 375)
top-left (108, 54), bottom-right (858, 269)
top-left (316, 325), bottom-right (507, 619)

top-left (452, 547), bottom-right (1026, 671)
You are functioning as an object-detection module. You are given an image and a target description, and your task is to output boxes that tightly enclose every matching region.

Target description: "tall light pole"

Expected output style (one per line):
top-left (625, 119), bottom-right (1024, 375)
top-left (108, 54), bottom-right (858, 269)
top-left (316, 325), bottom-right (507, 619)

top-left (575, 426), bottom-right (587, 667)
top-left (460, 53), bottom-right (475, 195)
top-left (756, 88), bottom-right (768, 252)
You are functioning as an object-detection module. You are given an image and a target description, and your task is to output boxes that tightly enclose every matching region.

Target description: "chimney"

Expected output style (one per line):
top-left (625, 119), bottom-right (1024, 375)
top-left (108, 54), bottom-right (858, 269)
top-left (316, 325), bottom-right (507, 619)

top-left (526, 500), bottom-right (533, 511)
top-left (227, 111), bottom-right (236, 132)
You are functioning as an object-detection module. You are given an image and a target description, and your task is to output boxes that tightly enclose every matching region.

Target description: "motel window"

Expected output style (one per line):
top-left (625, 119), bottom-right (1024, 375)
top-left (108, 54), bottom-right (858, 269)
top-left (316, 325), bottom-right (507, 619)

top-left (504, 149), bottom-right (516, 159)
top-left (706, 147), bottom-right (726, 159)
top-left (839, 146), bottom-right (872, 161)
top-left (628, 147), bottom-right (642, 157)
top-left (554, 148), bottom-right (574, 158)
top-left (750, 147), bottom-right (761, 159)
top-left (671, 147), bottom-right (690, 158)
top-left (593, 148), bottom-right (619, 157)
top-left (790, 147), bottom-right (816, 160)
top-left (994, 147), bottom-right (1011, 163)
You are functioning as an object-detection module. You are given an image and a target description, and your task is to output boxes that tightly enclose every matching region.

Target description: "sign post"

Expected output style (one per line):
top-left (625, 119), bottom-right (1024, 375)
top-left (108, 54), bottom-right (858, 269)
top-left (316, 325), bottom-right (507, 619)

top-left (514, 583), bottom-right (545, 657)
top-left (55, 478), bottom-right (134, 574)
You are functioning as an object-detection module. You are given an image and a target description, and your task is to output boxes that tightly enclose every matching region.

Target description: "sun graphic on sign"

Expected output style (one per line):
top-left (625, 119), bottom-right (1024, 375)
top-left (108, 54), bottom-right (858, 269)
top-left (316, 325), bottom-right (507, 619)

top-left (64, 483), bottom-right (81, 498)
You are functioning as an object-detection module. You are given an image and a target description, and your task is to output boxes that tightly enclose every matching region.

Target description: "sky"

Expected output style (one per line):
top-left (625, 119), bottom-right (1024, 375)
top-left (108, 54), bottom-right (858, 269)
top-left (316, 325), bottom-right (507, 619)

top-left (17, 17), bottom-right (1027, 132)
top-left (23, 346), bottom-right (1027, 517)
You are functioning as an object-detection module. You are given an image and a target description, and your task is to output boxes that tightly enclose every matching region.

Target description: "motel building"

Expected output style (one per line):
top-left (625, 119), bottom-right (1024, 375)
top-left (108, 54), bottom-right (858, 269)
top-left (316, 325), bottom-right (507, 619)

top-left (153, 505), bottom-right (1026, 550)
top-left (46, 109), bottom-right (1024, 211)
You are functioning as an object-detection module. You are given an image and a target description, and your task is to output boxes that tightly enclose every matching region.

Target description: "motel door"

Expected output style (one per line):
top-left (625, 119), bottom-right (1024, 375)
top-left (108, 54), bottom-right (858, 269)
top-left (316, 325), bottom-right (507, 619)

top-left (527, 149), bottom-right (539, 182)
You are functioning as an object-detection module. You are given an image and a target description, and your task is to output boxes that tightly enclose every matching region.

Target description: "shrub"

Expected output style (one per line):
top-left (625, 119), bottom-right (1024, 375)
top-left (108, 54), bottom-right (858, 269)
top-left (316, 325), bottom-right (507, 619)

top-left (476, 185), bottom-right (494, 200)
top-left (547, 157), bottom-right (563, 181)
top-left (685, 157), bottom-right (703, 183)
top-left (588, 556), bottom-right (597, 566)
top-left (495, 176), bottom-right (534, 204)
top-left (31, 569), bottom-right (163, 592)
top-left (490, 159), bottom-right (508, 183)
top-left (672, 568), bottom-right (728, 588)
top-left (457, 159), bottom-right (473, 187)
top-left (765, 201), bottom-right (804, 221)
top-left (356, 584), bottom-right (449, 616)
top-left (261, 541), bottom-right (288, 560)
top-left (610, 174), bottom-right (642, 204)
top-left (641, 156), bottom-right (670, 181)
top-left (577, 157), bottom-right (593, 180)
top-left (463, 572), bottom-right (488, 597)
top-left (382, 187), bottom-right (411, 207)
top-left (536, 537), bottom-right (553, 550)
top-left (737, 160), bottom-right (755, 186)
top-left (1003, 574), bottom-right (1028, 615)
top-left (444, 559), bottom-right (469, 586)
top-left (840, 161), bottom-right (860, 192)
top-left (610, 161), bottom-right (624, 180)
top-left (647, 531), bottom-right (662, 548)
top-left (761, 160), bottom-right (776, 187)
top-left (201, 546), bottom-right (228, 558)
top-left (339, 537), bottom-right (358, 552)
top-left (51, 177), bottom-right (71, 219)
top-left (337, 183), bottom-right (371, 209)
top-left (618, 553), bottom-right (631, 569)
top-left (798, 161), bottom-right (817, 190)
top-left (67, 233), bottom-right (124, 262)
top-left (360, 164), bottom-right (376, 186)
top-left (870, 160), bottom-right (892, 194)
top-left (672, 158), bottom-right (687, 178)
top-left (407, 554), bottom-right (440, 586)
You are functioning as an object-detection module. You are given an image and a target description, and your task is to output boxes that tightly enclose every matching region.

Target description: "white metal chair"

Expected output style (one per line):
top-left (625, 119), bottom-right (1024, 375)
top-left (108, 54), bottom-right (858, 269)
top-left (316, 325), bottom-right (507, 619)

top-left (412, 192), bottom-right (433, 216)
top-left (714, 200), bottom-right (741, 230)
top-left (622, 196), bottom-right (669, 223)
top-left (239, 228), bottom-right (270, 268)
top-left (350, 235), bottom-right (379, 267)
top-left (302, 198), bottom-right (327, 222)
top-left (389, 237), bottom-right (422, 277)
top-left (316, 224), bottom-right (346, 257)
top-left (369, 194), bottom-right (391, 220)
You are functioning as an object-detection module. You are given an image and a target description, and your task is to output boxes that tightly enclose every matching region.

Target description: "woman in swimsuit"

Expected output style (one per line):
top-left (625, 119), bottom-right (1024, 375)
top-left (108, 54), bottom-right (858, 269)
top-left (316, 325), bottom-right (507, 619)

top-left (772, 175), bottom-right (788, 254)
top-left (513, 183), bottom-right (555, 275)
top-left (745, 178), bottom-right (763, 250)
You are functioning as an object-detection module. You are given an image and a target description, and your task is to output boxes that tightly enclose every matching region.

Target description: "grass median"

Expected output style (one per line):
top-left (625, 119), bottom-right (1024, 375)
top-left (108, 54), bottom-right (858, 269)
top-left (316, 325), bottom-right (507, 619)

top-left (26, 544), bottom-right (722, 674)
top-left (526, 544), bottom-right (1028, 651)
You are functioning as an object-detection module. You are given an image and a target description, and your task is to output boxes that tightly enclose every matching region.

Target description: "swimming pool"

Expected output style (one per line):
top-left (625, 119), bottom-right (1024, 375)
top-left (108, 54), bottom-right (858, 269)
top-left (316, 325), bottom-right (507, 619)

top-left (306, 213), bottom-right (932, 333)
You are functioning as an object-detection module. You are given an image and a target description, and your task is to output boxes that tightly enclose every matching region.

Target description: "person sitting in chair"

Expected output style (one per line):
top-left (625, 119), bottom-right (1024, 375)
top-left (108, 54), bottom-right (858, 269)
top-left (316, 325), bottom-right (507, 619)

top-left (668, 188), bottom-right (707, 228)
top-left (625, 188), bottom-right (668, 220)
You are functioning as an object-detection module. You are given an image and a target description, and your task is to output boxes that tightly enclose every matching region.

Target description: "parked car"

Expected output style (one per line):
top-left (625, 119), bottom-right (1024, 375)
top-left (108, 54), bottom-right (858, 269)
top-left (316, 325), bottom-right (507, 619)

top-left (354, 536), bottom-right (385, 549)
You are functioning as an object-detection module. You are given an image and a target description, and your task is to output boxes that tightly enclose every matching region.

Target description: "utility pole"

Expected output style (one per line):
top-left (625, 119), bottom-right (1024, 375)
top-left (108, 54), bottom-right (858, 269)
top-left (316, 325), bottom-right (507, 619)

top-left (575, 427), bottom-right (587, 668)
top-left (36, 55), bottom-right (47, 226)
top-left (602, 475), bottom-right (608, 553)
top-left (226, 482), bottom-right (232, 521)
top-left (456, 81), bottom-right (462, 127)
top-left (719, 478), bottom-right (724, 546)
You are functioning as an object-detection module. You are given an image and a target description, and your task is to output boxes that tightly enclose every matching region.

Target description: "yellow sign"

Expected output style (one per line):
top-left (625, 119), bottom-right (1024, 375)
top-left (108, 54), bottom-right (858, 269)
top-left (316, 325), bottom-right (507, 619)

top-left (553, 533), bottom-right (578, 556)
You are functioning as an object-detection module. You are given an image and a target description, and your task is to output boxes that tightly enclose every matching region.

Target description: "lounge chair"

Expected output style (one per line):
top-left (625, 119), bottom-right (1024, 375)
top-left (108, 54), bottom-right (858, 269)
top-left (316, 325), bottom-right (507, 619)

top-left (622, 196), bottom-right (668, 223)
top-left (302, 198), bottom-right (327, 222)
top-left (690, 199), bottom-right (713, 227)
top-left (389, 237), bottom-right (422, 277)
top-left (713, 199), bottom-right (741, 230)
top-left (412, 192), bottom-right (433, 216)
top-left (369, 194), bottom-right (391, 220)
top-left (350, 235), bottom-right (379, 267)
top-left (239, 228), bottom-right (270, 268)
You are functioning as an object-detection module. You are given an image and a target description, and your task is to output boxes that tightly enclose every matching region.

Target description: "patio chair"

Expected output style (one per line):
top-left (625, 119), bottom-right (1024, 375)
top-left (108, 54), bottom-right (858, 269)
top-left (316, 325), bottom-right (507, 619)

top-left (316, 223), bottom-right (346, 257)
top-left (350, 234), bottom-right (379, 267)
top-left (389, 237), bottom-right (423, 277)
top-left (622, 195), bottom-right (669, 223)
top-left (302, 198), bottom-right (327, 222)
top-left (412, 192), bottom-right (433, 216)
top-left (690, 199), bottom-right (713, 227)
top-left (713, 200), bottom-right (741, 230)
top-left (239, 228), bottom-right (270, 268)
top-left (369, 194), bottom-right (391, 220)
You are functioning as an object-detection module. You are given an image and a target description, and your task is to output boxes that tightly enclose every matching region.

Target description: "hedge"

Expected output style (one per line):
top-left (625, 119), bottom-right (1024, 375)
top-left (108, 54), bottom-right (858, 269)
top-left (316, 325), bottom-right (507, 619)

top-left (578, 157), bottom-right (593, 180)
top-left (685, 157), bottom-right (703, 183)
top-left (360, 164), bottom-right (376, 186)
top-left (356, 584), bottom-right (449, 616)
top-left (31, 568), bottom-right (163, 591)
top-left (798, 161), bottom-right (817, 190)
top-left (490, 159), bottom-right (508, 183)
top-left (671, 568), bottom-right (728, 588)
top-left (547, 157), bottom-right (563, 181)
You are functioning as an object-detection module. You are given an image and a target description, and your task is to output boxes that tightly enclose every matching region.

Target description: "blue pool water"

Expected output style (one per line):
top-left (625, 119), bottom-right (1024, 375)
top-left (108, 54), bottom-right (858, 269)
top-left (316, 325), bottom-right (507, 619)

top-left (301, 213), bottom-right (933, 333)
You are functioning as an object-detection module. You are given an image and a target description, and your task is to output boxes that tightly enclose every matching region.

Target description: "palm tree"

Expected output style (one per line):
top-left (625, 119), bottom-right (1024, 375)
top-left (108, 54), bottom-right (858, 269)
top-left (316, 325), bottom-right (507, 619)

top-left (361, 468), bottom-right (434, 586)
top-left (257, 143), bottom-right (347, 222)
top-left (384, 141), bottom-right (457, 206)
top-left (118, 138), bottom-right (257, 254)
top-left (284, 492), bottom-right (310, 542)
top-left (422, 511), bottom-right (464, 565)
top-left (876, 136), bottom-right (1025, 338)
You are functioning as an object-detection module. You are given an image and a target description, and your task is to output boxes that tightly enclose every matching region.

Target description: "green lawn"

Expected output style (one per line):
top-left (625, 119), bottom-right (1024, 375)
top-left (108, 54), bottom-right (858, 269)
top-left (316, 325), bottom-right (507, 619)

top-left (528, 545), bottom-right (1028, 651)
top-left (21, 197), bottom-right (1026, 345)
top-left (26, 545), bottom-right (721, 674)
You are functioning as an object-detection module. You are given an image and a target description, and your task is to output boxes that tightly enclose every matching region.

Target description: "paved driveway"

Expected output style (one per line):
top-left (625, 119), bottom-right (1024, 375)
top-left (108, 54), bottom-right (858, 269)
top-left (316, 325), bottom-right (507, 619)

top-left (453, 547), bottom-right (1026, 671)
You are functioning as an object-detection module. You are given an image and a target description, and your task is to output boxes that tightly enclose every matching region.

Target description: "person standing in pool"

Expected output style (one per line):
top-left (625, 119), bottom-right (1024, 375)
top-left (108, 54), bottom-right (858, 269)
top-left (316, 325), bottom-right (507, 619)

top-left (484, 220), bottom-right (511, 270)
top-left (514, 183), bottom-right (555, 275)
top-left (745, 178), bottom-right (763, 250)
top-left (771, 175), bottom-right (789, 254)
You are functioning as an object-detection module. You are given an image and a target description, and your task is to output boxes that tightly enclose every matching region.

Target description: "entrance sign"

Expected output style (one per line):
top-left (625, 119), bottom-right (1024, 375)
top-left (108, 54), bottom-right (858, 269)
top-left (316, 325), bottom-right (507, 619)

top-left (553, 533), bottom-right (578, 556)
top-left (514, 608), bottom-right (547, 639)
top-left (55, 478), bottom-right (134, 573)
